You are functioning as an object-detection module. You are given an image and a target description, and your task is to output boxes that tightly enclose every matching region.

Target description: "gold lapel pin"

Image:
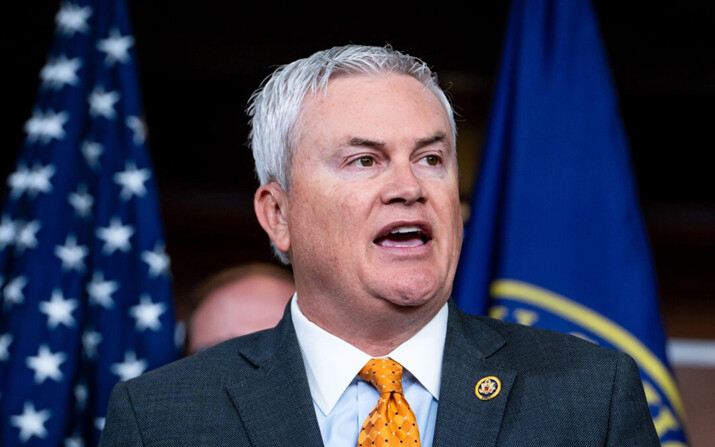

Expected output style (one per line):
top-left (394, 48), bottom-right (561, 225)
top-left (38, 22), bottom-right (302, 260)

top-left (475, 376), bottom-right (502, 400)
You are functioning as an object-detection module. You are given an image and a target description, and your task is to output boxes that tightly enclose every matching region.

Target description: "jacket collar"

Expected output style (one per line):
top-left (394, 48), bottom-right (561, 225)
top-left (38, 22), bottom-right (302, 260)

top-left (225, 300), bottom-right (517, 447)
top-left (226, 303), bottom-right (325, 447)
top-left (432, 301), bottom-right (517, 447)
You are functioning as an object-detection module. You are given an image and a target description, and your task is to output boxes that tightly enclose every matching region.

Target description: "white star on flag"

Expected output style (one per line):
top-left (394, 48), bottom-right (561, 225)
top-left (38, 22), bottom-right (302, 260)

top-left (114, 161), bottom-right (151, 200)
top-left (88, 86), bottom-right (120, 120)
top-left (3, 275), bottom-right (28, 308)
top-left (26, 163), bottom-right (57, 198)
top-left (0, 333), bottom-right (13, 361)
top-left (26, 344), bottom-right (67, 384)
top-left (125, 115), bottom-right (146, 144)
top-left (7, 163), bottom-right (56, 199)
top-left (110, 351), bottom-right (148, 382)
top-left (9, 163), bottom-right (57, 199)
top-left (14, 220), bottom-right (41, 253)
top-left (39, 289), bottom-right (79, 329)
top-left (94, 417), bottom-right (106, 431)
top-left (129, 294), bottom-right (167, 332)
top-left (86, 272), bottom-right (119, 309)
top-left (55, 235), bottom-right (89, 272)
top-left (96, 27), bottom-right (134, 66)
top-left (96, 217), bottom-right (134, 254)
top-left (6, 164), bottom-right (30, 199)
top-left (24, 110), bottom-right (69, 145)
top-left (74, 382), bottom-right (89, 411)
top-left (68, 184), bottom-right (94, 218)
top-left (55, 2), bottom-right (92, 35)
top-left (82, 330), bottom-right (103, 358)
top-left (64, 435), bottom-right (85, 447)
top-left (10, 401), bottom-right (52, 443)
top-left (81, 140), bottom-right (104, 170)
top-left (142, 243), bottom-right (170, 277)
top-left (40, 55), bottom-right (82, 89)
top-left (0, 215), bottom-right (17, 249)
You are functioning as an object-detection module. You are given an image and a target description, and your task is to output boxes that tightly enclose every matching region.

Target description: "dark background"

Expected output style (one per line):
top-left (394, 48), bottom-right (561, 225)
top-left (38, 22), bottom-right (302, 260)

top-left (3, 1), bottom-right (714, 336)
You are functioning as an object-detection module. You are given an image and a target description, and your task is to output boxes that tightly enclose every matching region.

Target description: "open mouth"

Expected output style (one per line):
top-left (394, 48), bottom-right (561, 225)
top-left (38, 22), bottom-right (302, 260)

top-left (374, 225), bottom-right (431, 248)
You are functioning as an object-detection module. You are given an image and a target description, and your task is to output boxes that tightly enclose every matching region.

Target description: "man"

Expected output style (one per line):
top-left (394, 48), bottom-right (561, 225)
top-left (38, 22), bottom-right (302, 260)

top-left (185, 263), bottom-right (294, 354)
top-left (100, 45), bottom-right (659, 446)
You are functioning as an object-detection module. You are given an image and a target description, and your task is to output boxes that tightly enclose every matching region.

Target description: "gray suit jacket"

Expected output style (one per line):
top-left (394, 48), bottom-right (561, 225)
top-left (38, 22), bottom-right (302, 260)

top-left (99, 301), bottom-right (659, 446)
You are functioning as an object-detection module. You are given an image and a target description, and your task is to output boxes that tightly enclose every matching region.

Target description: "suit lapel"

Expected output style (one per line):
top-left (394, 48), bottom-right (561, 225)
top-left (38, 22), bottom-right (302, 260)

top-left (432, 302), bottom-right (517, 447)
top-left (222, 300), bottom-right (517, 447)
top-left (225, 305), bottom-right (324, 447)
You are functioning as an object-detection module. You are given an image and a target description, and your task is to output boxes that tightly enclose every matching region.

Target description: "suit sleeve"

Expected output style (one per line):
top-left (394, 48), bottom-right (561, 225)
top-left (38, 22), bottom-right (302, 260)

top-left (99, 382), bottom-right (145, 447)
top-left (605, 352), bottom-right (660, 446)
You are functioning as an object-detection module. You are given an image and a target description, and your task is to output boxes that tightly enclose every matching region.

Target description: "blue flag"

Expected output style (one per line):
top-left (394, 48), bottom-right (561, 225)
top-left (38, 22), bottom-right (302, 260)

top-left (454, 0), bottom-right (688, 443)
top-left (0, 1), bottom-right (178, 445)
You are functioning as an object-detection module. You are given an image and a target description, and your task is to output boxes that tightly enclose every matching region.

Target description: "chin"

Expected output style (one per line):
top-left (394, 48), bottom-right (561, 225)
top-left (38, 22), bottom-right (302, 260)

top-left (361, 262), bottom-right (450, 307)
top-left (381, 279), bottom-right (447, 309)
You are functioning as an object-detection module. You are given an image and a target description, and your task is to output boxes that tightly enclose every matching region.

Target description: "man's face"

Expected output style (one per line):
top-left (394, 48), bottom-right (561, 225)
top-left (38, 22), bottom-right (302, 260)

top-left (280, 74), bottom-right (462, 323)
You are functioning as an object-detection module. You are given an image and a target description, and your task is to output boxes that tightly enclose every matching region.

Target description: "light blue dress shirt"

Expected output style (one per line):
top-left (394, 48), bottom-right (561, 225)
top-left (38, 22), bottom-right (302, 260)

top-left (291, 296), bottom-right (448, 447)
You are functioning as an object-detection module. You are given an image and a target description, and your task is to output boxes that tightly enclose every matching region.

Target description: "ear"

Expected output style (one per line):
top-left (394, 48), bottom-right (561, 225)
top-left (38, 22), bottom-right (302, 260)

top-left (254, 182), bottom-right (291, 254)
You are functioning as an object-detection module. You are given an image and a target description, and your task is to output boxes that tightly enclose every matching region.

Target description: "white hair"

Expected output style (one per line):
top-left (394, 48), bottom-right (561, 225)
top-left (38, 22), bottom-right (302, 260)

top-left (247, 44), bottom-right (457, 263)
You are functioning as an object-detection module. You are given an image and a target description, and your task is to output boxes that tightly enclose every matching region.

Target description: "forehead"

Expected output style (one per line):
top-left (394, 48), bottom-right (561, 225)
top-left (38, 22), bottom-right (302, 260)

top-left (293, 74), bottom-right (453, 149)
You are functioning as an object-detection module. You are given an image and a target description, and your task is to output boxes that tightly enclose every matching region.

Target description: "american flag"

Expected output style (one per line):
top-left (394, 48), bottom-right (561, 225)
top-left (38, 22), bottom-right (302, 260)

top-left (0, 1), bottom-right (178, 445)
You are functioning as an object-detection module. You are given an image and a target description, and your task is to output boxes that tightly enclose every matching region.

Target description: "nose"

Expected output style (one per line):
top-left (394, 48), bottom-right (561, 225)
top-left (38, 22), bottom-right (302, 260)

top-left (380, 161), bottom-right (427, 205)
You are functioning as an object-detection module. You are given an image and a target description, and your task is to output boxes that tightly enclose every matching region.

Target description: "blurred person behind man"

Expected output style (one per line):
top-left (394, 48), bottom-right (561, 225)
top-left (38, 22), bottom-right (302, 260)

top-left (185, 262), bottom-right (294, 354)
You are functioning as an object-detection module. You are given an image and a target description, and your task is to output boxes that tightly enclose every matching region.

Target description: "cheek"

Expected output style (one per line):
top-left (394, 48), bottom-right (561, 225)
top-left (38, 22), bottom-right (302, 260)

top-left (435, 189), bottom-right (463, 245)
top-left (326, 191), bottom-right (367, 244)
top-left (290, 186), bottom-right (355, 251)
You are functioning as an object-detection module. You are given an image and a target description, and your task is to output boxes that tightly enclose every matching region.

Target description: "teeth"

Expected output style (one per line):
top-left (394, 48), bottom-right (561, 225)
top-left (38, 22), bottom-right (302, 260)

top-left (390, 226), bottom-right (421, 234)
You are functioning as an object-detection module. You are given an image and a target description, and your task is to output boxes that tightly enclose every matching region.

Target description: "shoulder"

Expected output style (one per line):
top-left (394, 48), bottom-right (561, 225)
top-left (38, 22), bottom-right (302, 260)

top-left (123, 328), bottom-right (275, 394)
top-left (101, 334), bottom-right (272, 446)
top-left (458, 310), bottom-right (631, 375)
top-left (453, 314), bottom-right (658, 444)
top-left (475, 313), bottom-right (604, 351)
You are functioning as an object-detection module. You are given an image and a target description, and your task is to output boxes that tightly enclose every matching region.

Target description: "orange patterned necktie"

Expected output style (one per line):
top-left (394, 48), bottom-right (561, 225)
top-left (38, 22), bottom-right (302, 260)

top-left (357, 358), bottom-right (421, 447)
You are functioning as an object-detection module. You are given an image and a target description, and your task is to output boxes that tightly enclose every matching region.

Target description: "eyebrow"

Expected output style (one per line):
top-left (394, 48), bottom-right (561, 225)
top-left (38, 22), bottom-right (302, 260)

top-left (416, 132), bottom-right (448, 148)
top-left (347, 137), bottom-right (385, 149)
top-left (346, 132), bottom-right (447, 149)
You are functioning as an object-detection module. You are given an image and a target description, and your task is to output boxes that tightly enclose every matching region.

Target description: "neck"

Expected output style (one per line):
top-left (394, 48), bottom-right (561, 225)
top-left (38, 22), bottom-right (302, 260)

top-left (297, 293), bottom-right (446, 357)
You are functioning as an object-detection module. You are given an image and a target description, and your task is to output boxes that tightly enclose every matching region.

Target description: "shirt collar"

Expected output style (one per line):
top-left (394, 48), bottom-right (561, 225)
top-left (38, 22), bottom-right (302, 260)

top-left (291, 294), bottom-right (448, 415)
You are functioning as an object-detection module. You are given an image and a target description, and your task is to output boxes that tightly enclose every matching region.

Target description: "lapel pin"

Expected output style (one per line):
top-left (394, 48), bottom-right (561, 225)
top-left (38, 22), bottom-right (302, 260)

top-left (475, 376), bottom-right (502, 400)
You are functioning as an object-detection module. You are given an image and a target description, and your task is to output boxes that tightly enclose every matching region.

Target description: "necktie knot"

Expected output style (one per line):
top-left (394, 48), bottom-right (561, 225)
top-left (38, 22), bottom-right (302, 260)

top-left (359, 358), bottom-right (404, 395)
top-left (357, 358), bottom-right (420, 447)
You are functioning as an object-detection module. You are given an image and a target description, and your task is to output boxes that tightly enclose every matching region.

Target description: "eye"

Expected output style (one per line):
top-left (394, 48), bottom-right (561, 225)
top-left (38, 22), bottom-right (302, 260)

top-left (422, 155), bottom-right (441, 166)
top-left (356, 156), bottom-right (375, 167)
